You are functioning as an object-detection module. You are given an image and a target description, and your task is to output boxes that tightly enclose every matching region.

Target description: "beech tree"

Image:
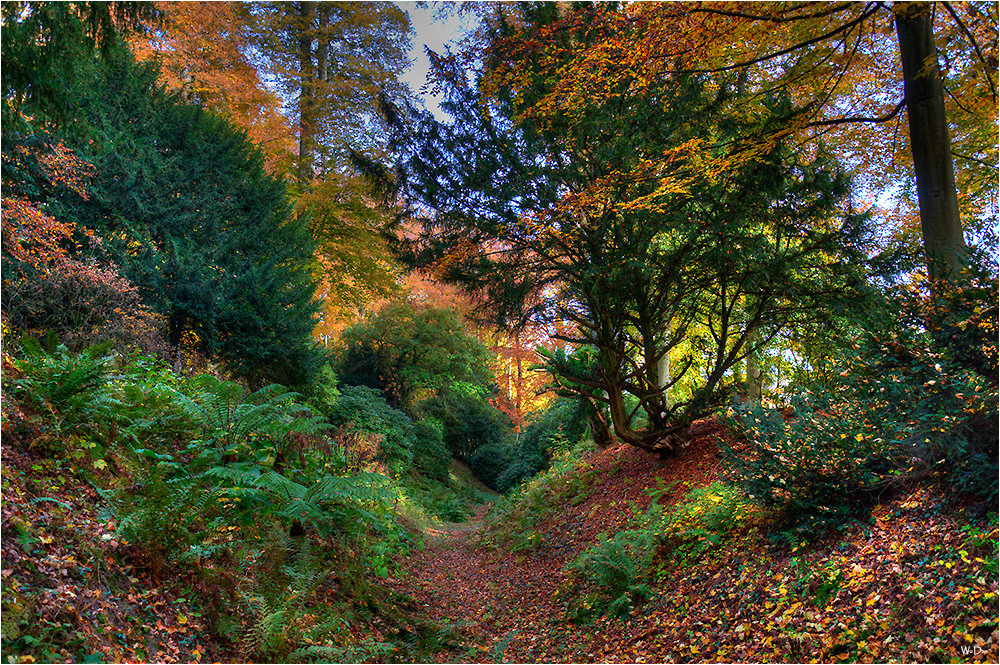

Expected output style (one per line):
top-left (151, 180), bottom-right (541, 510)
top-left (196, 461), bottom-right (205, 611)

top-left (245, 1), bottom-right (412, 189)
top-left (128, 1), bottom-right (295, 173)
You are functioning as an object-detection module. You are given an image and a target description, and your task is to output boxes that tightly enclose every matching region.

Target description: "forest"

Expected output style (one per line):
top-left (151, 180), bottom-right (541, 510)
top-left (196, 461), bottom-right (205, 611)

top-left (0, 1), bottom-right (997, 663)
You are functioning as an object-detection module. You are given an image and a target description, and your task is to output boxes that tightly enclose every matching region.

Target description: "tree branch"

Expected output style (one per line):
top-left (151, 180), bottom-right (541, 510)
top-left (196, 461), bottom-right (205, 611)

top-left (941, 1), bottom-right (999, 100)
top-left (676, 2), bottom-right (883, 75)
top-left (800, 98), bottom-right (906, 128)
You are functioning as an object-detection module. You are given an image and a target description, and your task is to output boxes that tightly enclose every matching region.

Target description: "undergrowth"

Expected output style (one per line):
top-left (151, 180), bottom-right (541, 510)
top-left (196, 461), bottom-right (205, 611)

top-left (0, 341), bottom-right (452, 664)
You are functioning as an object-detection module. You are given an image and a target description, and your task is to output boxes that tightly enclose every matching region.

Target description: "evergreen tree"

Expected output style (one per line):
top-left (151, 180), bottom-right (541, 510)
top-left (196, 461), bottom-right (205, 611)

top-left (370, 5), bottom-right (876, 454)
top-left (43, 48), bottom-right (324, 387)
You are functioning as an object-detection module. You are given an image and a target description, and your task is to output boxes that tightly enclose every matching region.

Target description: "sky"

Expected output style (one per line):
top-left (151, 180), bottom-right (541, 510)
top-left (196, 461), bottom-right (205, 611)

top-left (394, 2), bottom-right (478, 118)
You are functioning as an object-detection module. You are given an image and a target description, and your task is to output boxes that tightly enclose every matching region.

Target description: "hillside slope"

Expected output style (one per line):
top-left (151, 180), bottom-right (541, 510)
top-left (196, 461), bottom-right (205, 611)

top-left (3, 416), bottom-right (997, 663)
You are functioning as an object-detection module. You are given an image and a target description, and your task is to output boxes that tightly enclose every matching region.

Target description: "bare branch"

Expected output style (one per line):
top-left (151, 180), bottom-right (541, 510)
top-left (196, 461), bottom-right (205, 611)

top-left (801, 98), bottom-right (906, 128)
top-left (676, 2), bottom-right (883, 75)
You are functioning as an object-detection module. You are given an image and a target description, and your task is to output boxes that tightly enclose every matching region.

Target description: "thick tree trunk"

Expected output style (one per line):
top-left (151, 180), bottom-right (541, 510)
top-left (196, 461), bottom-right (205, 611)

top-left (894, 2), bottom-right (966, 277)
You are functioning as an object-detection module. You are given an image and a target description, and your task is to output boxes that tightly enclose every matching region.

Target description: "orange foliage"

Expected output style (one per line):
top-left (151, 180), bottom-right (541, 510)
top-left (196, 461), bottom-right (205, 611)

top-left (2, 142), bottom-right (164, 350)
top-left (130, 2), bottom-right (294, 170)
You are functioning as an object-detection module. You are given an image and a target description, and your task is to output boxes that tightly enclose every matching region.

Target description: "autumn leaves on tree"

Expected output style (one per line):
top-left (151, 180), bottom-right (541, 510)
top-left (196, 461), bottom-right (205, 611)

top-left (357, 1), bottom-right (996, 455)
top-left (3, 1), bottom-right (996, 453)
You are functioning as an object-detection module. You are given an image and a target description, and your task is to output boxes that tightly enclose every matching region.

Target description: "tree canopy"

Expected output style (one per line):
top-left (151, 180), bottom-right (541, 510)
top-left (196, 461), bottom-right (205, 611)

top-left (367, 3), bottom-right (878, 453)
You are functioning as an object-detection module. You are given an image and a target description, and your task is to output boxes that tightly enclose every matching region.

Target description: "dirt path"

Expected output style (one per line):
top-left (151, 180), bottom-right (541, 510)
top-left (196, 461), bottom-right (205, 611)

top-left (385, 504), bottom-right (590, 663)
top-left (385, 424), bottom-right (728, 662)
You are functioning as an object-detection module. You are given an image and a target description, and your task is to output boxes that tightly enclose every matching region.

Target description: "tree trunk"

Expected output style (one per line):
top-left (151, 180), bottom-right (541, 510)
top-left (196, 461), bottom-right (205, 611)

top-left (894, 2), bottom-right (966, 277)
top-left (297, 1), bottom-right (316, 190)
top-left (746, 328), bottom-right (762, 404)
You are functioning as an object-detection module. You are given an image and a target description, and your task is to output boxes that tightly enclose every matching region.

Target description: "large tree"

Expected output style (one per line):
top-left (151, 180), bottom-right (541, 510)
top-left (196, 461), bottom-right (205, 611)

top-left (246, 1), bottom-right (412, 190)
top-left (372, 4), bottom-right (874, 454)
top-left (483, 2), bottom-right (997, 279)
top-left (40, 49), bottom-right (324, 387)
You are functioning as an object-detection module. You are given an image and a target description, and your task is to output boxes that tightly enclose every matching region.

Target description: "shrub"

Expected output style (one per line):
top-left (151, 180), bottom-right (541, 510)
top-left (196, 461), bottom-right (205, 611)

top-left (721, 394), bottom-right (908, 541)
top-left (427, 389), bottom-right (512, 460)
top-left (412, 418), bottom-right (451, 481)
top-left (322, 384), bottom-right (415, 472)
top-left (493, 398), bottom-right (589, 492)
top-left (874, 261), bottom-right (999, 503)
top-left (2, 258), bottom-right (165, 354)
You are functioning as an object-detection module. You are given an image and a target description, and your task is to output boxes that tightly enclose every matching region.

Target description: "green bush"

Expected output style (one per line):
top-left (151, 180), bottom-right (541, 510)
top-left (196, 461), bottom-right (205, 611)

top-left (878, 261), bottom-right (998, 502)
top-left (428, 389), bottom-right (512, 460)
top-left (721, 394), bottom-right (908, 541)
top-left (494, 398), bottom-right (589, 492)
top-left (412, 418), bottom-right (451, 481)
top-left (322, 384), bottom-right (415, 472)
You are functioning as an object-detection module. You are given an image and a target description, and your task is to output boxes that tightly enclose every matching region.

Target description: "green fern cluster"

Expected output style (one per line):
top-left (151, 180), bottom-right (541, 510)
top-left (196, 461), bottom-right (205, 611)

top-left (6, 337), bottom-right (114, 447)
top-left (100, 457), bottom-right (225, 572)
top-left (564, 529), bottom-right (657, 620)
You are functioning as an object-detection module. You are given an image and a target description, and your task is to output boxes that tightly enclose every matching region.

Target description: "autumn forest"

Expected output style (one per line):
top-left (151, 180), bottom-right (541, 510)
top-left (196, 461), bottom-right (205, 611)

top-left (1, 1), bottom-right (997, 663)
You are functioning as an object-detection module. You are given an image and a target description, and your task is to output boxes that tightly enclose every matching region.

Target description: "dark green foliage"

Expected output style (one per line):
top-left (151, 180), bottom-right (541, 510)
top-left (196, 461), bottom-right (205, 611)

top-left (411, 418), bottom-right (451, 482)
top-left (430, 389), bottom-right (512, 461)
top-left (493, 397), bottom-right (589, 493)
top-left (722, 396), bottom-right (908, 542)
top-left (866, 262), bottom-right (998, 502)
top-left (723, 246), bottom-right (998, 538)
top-left (1, 1), bottom-right (157, 132)
top-left (33, 48), bottom-right (324, 388)
top-left (322, 384), bottom-right (415, 472)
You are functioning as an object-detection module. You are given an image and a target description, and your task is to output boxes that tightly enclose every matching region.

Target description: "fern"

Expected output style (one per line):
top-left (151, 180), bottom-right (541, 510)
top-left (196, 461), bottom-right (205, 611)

top-left (170, 375), bottom-right (331, 470)
top-left (565, 529), bottom-right (656, 618)
top-left (100, 457), bottom-right (224, 571)
top-left (204, 464), bottom-right (398, 542)
top-left (238, 539), bottom-right (334, 661)
top-left (490, 629), bottom-right (520, 663)
top-left (8, 339), bottom-right (115, 439)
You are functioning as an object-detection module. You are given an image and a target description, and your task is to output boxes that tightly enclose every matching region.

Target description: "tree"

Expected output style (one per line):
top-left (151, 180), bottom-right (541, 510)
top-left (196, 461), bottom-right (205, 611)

top-left (485, 2), bottom-right (997, 279)
top-left (335, 300), bottom-right (494, 414)
top-left (371, 4), bottom-right (874, 454)
top-left (40, 48), bottom-right (324, 387)
top-left (246, 1), bottom-right (412, 189)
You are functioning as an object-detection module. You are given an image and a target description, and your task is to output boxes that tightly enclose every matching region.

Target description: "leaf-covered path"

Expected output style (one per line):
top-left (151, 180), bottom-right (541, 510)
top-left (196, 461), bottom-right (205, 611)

top-left (384, 421), bottom-right (999, 664)
top-left (386, 504), bottom-right (587, 662)
top-left (384, 422), bottom-right (729, 663)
